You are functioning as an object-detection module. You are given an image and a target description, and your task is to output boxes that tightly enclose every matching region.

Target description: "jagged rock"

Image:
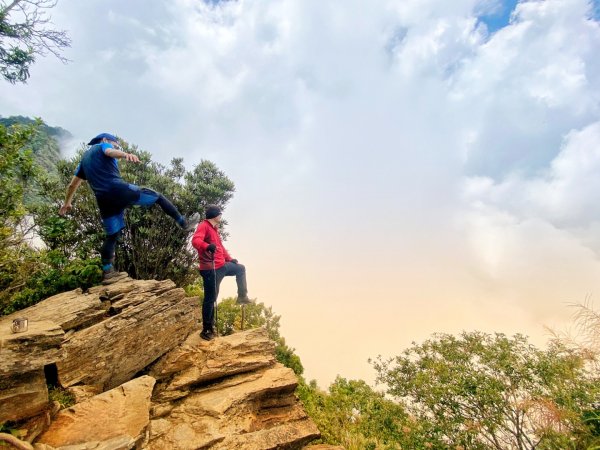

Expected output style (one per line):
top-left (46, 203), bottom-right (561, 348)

top-left (0, 321), bottom-right (62, 423)
top-left (150, 327), bottom-right (276, 400)
top-left (65, 386), bottom-right (102, 404)
top-left (37, 376), bottom-right (155, 448)
top-left (33, 435), bottom-right (135, 449)
top-left (57, 284), bottom-right (199, 390)
top-left (0, 320), bottom-right (64, 375)
top-left (304, 445), bottom-right (346, 450)
top-left (20, 402), bottom-right (58, 444)
top-left (0, 290), bottom-right (109, 332)
top-left (147, 361), bottom-right (320, 449)
top-left (0, 277), bottom-right (323, 450)
top-left (87, 278), bottom-right (179, 314)
top-left (212, 420), bottom-right (321, 450)
top-left (0, 369), bottom-right (49, 423)
top-left (0, 277), bottom-right (178, 336)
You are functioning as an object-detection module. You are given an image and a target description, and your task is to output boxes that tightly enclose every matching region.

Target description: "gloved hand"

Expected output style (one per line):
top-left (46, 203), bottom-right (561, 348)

top-left (230, 259), bottom-right (238, 264)
top-left (207, 244), bottom-right (216, 254)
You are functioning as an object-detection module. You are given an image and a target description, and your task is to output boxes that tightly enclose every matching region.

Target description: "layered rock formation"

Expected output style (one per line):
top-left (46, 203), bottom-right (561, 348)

top-left (0, 275), bottom-right (323, 450)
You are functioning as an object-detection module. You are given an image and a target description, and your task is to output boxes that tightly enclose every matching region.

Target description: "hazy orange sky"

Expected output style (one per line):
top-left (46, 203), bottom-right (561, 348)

top-left (2, 0), bottom-right (600, 387)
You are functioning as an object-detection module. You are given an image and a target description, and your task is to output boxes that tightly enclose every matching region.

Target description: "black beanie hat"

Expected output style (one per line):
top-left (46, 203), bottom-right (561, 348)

top-left (205, 205), bottom-right (222, 219)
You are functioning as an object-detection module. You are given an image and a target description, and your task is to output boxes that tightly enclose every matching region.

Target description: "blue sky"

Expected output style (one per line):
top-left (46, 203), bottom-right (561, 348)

top-left (479, 0), bottom-right (519, 33)
top-left (481, 0), bottom-right (600, 32)
top-left (1, 0), bottom-right (600, 387)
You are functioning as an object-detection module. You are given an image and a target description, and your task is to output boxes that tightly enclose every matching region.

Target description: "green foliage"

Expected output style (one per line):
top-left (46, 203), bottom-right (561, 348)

top-left (2, 254), bottom-right (102, 315)
top-left (0, 119), bottom-right (236, 315)
top-left (372, 331), bottom-right (600, 450)
top-left (0, 121), bottom-right (38, 312)
top-left (0, 122), bottom-right (35, 225)
top-left (0, 116), bottom-right (69, 173)
top-left (0, 120), bottom-right (102, 316)
top-left (0, 116), bottom-right (71, 140)
top-left (48, 384), bottom-right (75, 409)
top-left (0, 420), bottom-right (19, 441)
top-left (214, 298), bottom-right (304, 375)
top-left (0, 0), bottom-right (71, 83)
top-left (297, 377), bottom-right (429, 450)
top-left (33, 139), bottom-right (236, 286)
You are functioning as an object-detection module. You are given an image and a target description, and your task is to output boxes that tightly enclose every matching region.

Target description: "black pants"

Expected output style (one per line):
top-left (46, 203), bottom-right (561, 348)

top-left (99, 191), bottom-right (184, 268)
top-left (199, 262), bottom-right (248, 331)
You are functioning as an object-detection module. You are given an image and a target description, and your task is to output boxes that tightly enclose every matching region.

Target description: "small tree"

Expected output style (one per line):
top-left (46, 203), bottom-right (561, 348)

top-left (372, 332), bottom-right (599, 450)
top-left (0, 0), bottom-right (70, 83)
top-left (550, 302), bottom-right (600, 448)
top-left (33, 139), bottom-right (236, 287)
top-left (297, 377), bottom-right (429, 450)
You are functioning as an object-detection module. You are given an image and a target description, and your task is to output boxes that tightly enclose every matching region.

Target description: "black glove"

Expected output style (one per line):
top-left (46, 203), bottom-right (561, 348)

top-left (206, 244), bottom-right (216, 254)
top-left (230, 259), bottom-right (238, 264)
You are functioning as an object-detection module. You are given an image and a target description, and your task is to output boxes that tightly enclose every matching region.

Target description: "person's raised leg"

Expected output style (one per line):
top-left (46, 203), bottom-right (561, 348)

top-left (223, 262), bottom-right (252, 304)
top-left (134, 186), bottom-right (200, 231)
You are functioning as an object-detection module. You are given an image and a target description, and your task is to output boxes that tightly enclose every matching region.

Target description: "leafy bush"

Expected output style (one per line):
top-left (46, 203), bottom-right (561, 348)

top-left (372, 332), bottom-right (600, 450)
top-left (0, 121), bottom-right (102, 316)
top-left (297, 377), bottom-right (425, 450)
top-left (48, 384), bottom-right (76, 409)
top-left (2, 254), bottom-right (102, 315)
top-left (212, 298), bottom-right (304, 375)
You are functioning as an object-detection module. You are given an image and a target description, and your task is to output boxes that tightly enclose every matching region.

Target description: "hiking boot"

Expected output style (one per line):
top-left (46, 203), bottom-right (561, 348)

top-left (200, 329), bottom-right (215, 341)
top-left (236, 295), bottom-right (254, 305)
top-left (102, 267), bottom-right (120, 281)
top-left (182, 212), bottom-right (201, 233)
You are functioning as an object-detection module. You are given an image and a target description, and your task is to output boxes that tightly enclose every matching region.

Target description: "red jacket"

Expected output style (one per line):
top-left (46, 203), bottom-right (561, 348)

top-left (191, 220), bottom-right (232, 270)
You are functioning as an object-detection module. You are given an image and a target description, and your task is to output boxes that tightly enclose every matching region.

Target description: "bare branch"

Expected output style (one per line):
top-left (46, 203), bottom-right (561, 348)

top-left (0, 0), bottom-right (70, 82)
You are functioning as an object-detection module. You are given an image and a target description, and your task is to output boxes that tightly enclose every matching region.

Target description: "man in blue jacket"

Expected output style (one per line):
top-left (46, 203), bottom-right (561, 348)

top-left (59, 133), bottom-right (199, 280)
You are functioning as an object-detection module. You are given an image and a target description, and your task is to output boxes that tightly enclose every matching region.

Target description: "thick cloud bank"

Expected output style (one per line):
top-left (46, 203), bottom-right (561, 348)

top-left (1, 0), bottom-right (599, 385)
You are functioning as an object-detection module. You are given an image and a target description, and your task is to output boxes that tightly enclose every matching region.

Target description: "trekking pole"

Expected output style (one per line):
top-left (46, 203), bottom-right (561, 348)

top-left (212, 257), bottom-right (218, 337)
top-left (241, 305), bottom-right (245, 331)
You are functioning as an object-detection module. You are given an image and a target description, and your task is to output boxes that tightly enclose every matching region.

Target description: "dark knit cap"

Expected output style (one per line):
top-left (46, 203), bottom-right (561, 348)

top-left (205, 205), bottom-right (222, 219)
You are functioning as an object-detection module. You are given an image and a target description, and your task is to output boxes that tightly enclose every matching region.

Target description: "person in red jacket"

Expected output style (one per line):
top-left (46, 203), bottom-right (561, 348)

top-left (191, 205), bottom-right (252, 341)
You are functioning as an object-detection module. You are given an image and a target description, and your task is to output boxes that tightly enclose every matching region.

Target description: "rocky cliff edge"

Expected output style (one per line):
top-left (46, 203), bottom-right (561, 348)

top-left (0, 274), bottom-right (322, 450)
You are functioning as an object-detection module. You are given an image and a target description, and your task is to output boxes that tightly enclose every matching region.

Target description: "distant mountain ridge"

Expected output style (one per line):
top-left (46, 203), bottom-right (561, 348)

top-left (0, 115), bottom-right (72, 173)
top-left (0, 115), bottom-right (72, 140)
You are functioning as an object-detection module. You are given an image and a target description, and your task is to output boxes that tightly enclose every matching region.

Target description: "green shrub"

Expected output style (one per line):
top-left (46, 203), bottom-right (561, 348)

top-left (48, 385), bottom-right (76, 409)
top-left (1, 255), bottom-right (102, 315)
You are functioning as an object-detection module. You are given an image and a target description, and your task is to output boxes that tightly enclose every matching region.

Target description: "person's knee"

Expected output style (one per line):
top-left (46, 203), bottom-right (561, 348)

top-left (237, 263), bottom-right (246, 274)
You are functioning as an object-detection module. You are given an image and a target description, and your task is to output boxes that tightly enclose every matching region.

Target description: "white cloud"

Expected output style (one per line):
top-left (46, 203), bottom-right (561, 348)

top-left (1, 0), bottom-right (600, 386)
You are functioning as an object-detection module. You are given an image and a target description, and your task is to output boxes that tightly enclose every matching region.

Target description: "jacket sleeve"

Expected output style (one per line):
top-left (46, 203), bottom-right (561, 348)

top-left (191, 223), bottom-right (209, 252)
top-left (74, 163), bottom-right (86, 180)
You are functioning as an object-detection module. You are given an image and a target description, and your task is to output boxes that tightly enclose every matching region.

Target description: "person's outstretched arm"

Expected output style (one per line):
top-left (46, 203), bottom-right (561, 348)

top-left (104, 147), bottom-right (140, 163)
top-left (59, 176), bottom-right (84, 215)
